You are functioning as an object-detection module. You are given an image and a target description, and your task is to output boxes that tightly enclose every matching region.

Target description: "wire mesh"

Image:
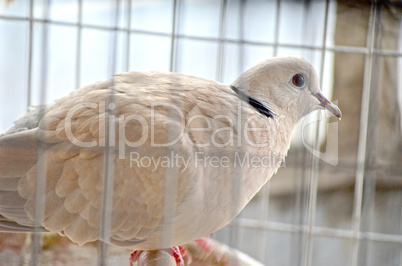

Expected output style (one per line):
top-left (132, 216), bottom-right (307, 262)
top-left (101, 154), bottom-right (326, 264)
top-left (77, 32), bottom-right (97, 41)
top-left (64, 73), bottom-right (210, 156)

top-left (0, 0), bottom-right (401, 265)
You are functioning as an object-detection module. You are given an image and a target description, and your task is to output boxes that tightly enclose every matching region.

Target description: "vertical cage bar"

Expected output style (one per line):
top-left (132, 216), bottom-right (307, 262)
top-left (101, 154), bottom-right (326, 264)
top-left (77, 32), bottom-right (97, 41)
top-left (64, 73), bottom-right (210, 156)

top-left (160, 0), bottom-right (181, 254)
top-left (98, 1), bottom-right (121, 264)
top-left (257, 184), bottom-right (269, 263)
top-left (26, 0), bottom-right (34, 109)
top-left (107, 0), bottom-right (120, 78)
top-left (75, 0), bottom-right (83, 89)
top-left (257, 0), bottom-right (282, 263)
top-left (221, 0), bottom-right (245, 254)
top-left (169, 0), bottom-right (179, 72)
top-left (272, 0), bottom-right (281, 57)
top-left (399, 190), bottom-right (402, 265)
top-left (124, 0), bottom-right (132, 72)
top-left (351, 3), bottom-right (378, 266)
top-left (237, 0), bottom-right (245, 73)
top-left (215, 0), bottom-right (227, 82)
top-left (31, 0), bottom-right (51, 264)
top-left (303, 1), bottom-right (330, 265)
top-left (98, 110), bottom-right (116, 266)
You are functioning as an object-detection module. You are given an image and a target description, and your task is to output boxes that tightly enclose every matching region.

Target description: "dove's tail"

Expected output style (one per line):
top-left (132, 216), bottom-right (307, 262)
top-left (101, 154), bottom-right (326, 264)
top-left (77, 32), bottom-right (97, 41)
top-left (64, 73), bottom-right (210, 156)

top-left (0, 129), bottom-right (41, 232)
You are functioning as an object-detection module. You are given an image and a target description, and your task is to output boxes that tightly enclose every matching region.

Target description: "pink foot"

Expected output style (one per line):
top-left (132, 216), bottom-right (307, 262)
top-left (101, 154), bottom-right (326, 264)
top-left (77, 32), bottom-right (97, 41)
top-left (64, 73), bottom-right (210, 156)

top-left (168, 246), bottom-right (186, 266)
top-left (129, 250), bottom-right (142, 266)
top-left (195, 237), bottom-right (214, 253)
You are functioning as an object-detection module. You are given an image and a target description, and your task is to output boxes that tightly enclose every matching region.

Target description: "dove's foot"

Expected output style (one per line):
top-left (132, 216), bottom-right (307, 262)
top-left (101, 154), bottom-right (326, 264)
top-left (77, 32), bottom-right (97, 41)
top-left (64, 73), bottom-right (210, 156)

top-left (129, 250), bottom-right (142, 264)
top-left (170, 246), bottom-right (186, 265)
top-left (194, 237), bottom-right (214, 253)
top-left (129, 246), bottom-right (186, 266)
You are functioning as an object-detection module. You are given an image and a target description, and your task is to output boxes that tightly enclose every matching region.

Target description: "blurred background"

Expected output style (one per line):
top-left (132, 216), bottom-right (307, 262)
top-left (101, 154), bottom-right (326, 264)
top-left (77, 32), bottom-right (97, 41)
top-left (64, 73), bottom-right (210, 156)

top-left (0, 0), bottom-right (402, 265)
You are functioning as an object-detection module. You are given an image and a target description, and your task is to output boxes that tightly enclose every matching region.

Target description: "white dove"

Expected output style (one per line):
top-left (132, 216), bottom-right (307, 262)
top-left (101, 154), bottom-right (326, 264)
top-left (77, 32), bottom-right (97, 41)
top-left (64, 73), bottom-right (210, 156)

top-left (0, 56), bottom-right (341, 265)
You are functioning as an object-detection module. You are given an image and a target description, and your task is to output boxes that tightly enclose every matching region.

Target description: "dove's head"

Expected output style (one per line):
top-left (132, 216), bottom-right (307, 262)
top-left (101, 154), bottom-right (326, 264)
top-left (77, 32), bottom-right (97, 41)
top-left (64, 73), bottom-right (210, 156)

top-left (231, 56), bottom-right (341, 123)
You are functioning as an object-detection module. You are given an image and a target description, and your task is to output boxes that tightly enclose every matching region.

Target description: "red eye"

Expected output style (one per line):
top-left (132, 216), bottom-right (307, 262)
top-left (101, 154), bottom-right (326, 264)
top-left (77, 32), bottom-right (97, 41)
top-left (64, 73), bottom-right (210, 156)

top-left (292, 74), bottom-right (305, 88)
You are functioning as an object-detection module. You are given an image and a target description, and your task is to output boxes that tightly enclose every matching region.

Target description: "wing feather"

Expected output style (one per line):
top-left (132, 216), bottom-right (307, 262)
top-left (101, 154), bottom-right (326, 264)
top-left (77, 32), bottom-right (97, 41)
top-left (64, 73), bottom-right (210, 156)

top-left (0, 177), bottom-right (19, 191)
top-left (42, 207), bottom-right (77, 232)
top-left (0, 129), bottom-right (38, 178)
top-left (0, 72), bottom-right (222, 248)
top-left (55, 164), bottom-right (79, 197)
top-left (64, 216), bottom-right (98, 245)
top-left (64, 188), bottom-right (87, 214)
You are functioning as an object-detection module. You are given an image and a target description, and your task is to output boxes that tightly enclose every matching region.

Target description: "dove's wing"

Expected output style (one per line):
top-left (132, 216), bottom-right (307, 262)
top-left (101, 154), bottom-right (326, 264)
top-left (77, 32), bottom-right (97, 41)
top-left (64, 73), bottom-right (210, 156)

top-left (0, 72), bottom-right (237, 248)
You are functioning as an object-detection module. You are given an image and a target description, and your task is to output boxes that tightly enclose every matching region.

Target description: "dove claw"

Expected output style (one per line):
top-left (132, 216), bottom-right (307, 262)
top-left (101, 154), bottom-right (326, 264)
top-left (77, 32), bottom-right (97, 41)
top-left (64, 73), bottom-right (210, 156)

top-left (170, 246), bottom-right (186, 266)
top-left (129, 250), bottom-right (142, 265)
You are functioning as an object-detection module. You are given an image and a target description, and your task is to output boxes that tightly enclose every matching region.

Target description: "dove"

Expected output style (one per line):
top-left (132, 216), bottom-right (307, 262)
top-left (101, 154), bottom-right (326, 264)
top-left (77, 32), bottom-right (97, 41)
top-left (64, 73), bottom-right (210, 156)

top-left (0, 56), bottom-right (341, 264)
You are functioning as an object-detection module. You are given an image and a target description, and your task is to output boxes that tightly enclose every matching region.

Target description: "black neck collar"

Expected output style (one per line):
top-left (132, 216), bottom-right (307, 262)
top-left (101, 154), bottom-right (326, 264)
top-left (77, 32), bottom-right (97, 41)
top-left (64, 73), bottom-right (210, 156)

top-left (231, 86), bottom-right (275, 119)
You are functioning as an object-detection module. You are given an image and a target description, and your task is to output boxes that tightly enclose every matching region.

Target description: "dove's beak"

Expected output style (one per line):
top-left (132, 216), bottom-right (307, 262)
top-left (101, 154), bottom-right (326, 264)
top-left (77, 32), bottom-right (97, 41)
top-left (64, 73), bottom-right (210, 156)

top-left (313, 92), bottom-right (342, 119)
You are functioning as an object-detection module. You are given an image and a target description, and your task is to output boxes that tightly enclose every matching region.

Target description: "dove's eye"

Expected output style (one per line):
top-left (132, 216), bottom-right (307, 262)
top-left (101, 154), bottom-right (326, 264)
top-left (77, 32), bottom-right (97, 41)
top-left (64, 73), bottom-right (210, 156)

top-left (292, 74), bottom-right (305, 88)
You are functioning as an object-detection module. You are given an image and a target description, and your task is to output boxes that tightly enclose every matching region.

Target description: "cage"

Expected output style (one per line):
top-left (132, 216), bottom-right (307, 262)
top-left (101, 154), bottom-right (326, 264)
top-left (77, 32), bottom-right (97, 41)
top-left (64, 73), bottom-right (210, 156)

top-left (0, 0), bottom-right (402, 265)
